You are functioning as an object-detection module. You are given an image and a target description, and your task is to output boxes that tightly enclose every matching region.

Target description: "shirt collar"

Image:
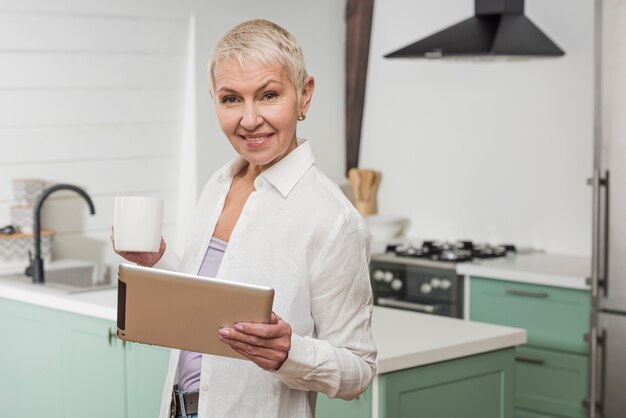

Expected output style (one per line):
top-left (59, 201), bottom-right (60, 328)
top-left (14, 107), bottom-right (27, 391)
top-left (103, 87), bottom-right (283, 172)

top-left (261, 139), bottom-right (315, 197)
top-left (217, 139), bottom-right (316, 198)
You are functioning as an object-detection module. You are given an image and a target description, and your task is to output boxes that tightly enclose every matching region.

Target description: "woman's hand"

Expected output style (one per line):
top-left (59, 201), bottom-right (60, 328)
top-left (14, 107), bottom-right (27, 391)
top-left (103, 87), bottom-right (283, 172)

top-left (218, 312), bottom-right (292, 371)
top-left (110, 227), bottom-right (166, 267)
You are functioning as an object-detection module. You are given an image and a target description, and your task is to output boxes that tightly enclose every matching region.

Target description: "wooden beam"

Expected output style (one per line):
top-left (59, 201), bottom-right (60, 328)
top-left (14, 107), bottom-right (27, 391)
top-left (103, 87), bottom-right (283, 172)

top-left (346, 0), bottom-right (374, 176)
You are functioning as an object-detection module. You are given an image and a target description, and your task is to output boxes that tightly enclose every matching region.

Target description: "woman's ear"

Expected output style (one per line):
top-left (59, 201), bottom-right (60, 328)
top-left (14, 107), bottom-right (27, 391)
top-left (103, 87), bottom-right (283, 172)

top-left (299, 76), bottom-right (315, 115)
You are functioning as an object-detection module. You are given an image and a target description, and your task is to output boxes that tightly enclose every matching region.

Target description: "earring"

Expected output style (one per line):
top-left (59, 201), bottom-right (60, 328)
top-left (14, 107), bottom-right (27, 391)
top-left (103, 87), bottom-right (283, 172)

top-left (297, 113), bottom-right (306, 121)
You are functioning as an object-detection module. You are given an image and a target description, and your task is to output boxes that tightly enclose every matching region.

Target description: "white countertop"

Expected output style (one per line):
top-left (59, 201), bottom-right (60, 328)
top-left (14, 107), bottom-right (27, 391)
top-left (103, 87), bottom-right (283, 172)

top-left (0, 274), bottom-right (526, 374)
top-left (373, 306), bottom-right (526, 373)
top-left (0, 275), bottom-right (118, 320)
top-left (457, 253), bottom-right (591, 290)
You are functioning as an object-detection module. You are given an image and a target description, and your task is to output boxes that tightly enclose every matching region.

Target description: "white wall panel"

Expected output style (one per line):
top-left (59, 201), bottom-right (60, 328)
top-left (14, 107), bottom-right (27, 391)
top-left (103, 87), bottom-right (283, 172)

top-left (0, 158), bottom-right (179, 202)
top-left (0, 90), bottom-right (183, 126)
top-left (0, 0), bottom-right (193, 18)
top-left (0, 53), bottom-right (185, 88)
top-left (0, 13), bottom-right (187, 53)
top-left (0, 124), bottom-right (181, 164)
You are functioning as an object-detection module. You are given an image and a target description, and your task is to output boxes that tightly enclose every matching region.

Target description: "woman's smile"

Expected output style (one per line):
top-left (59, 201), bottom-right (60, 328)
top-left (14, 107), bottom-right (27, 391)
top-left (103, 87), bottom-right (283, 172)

top-left (241, 132), bottom-right (275, 148)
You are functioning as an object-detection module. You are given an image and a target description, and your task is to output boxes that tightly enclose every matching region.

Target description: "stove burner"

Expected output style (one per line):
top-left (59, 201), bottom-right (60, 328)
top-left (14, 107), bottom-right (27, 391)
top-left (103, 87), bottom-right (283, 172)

top-left (386, 241), bottom-right (515, 262)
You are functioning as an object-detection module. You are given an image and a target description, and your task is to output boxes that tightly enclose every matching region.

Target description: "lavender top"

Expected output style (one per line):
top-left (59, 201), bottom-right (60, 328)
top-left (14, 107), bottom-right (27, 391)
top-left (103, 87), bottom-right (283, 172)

top-left (177, 236), bottom-right (228, 391)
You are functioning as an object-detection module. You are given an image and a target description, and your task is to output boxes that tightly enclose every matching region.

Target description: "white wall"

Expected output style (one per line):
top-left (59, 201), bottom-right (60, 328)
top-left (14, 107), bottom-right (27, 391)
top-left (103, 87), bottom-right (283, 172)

top-left (360, 0), bottom-right (593, 255)
top-left (0, 0), bottom-right (194, 267)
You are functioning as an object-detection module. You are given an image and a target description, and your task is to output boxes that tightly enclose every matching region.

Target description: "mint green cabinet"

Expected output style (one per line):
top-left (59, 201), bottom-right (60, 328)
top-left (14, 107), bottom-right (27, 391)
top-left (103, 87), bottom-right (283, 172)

top-left (470, 277), bottom-right (590, 418)
top-left (380, 348), bottom-right (514, 418)
top-left (62, 313), bottom-right (126, 418)
top-left (0, 298), bottom-right (65, 417)
top-left (317, 348), bottom-right (516, 418)
top-left (316, 386), bottom-right (371, 418)
top-left (471, 277), bottom-right (591, 354)
top-left (515, 410), bottom-right (555, 418)
top-left (126, 342), bottom-right (171, 418)
top-left (0, 297), bottom-right (169, 418)
top-left (515, 346), bottom-right (588, 418)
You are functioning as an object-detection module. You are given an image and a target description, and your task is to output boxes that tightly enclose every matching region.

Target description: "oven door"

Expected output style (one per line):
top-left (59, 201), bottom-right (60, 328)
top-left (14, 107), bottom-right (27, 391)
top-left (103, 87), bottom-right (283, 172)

top-left (370, 260), bottom-right (462, 318)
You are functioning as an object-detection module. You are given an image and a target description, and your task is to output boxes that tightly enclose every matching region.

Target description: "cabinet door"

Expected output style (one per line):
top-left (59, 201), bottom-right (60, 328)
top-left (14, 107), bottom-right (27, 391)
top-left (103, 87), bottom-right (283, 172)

top-left (316, 385), bottom-right (372, 418)
top-left (380, 348), bottom-right (515, 418)
top-left (125, 342), bottom-right (170, 418)
top-left (515, 409), bottom-right (555, 418)
top-left (62, 313), bottom-right (126, 418)
top-left (470, 277), bottom-right (591, 353)
top-left (0, 297), bottom-right (64, 417)
top-left (515, 346), bottom-right (588, 418)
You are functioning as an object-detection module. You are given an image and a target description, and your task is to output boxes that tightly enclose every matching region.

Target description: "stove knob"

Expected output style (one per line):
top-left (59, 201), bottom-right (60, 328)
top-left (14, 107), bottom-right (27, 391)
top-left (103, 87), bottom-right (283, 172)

top-left (390, 279), bottom-right (403, 291)
top-left (383, 271), bottom-right (394, 283)
top-left (373, 270), bottom-right (385, 282)
top-left (440, 279), bottom-right (452, 290)
top-left (431, 278), bottom-right (441, 289)
top-left (420, 283), bottom-right (432, 294)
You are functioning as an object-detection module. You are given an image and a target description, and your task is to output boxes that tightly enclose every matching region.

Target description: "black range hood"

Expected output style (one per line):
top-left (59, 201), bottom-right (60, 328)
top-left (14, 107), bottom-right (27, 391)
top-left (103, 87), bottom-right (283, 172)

top-left (385, 0), bottom-right (564, 58)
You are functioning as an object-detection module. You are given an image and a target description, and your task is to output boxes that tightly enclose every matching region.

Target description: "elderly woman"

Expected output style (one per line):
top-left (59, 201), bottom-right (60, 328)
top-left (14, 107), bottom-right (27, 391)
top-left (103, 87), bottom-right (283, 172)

top-left (115, 19), bottom-right (376, 418)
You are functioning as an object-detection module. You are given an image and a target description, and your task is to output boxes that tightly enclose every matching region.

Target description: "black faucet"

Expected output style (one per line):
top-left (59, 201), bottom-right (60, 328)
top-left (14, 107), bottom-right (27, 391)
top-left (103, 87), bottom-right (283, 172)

top-left (27, 184), bottom-right (96, 283)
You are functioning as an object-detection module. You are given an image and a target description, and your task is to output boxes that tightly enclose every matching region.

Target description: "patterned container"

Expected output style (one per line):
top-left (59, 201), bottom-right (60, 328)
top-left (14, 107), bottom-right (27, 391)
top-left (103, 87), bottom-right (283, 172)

top-left (10, 205), bottom-right (34, 234)
top-left (0, 229), bottom-right (54, 264)
top-left (13, 179), bottom-right (47, 206)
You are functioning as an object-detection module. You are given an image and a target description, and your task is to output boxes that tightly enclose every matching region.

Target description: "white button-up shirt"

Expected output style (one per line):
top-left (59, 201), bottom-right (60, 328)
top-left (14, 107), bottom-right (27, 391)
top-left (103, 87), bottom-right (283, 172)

top-left (155, 140), bottom-right (377, 418)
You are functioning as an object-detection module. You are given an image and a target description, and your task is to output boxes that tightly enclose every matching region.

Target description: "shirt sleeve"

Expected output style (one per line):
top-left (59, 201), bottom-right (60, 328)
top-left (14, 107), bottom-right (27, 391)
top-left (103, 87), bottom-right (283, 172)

top-left (275, 211), bottom-right (377, 400)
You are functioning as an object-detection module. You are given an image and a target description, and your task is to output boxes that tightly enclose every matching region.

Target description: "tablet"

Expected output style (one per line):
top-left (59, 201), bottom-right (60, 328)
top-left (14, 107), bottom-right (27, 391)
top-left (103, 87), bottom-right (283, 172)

top-left (116, 263), bottom-right (274, 360)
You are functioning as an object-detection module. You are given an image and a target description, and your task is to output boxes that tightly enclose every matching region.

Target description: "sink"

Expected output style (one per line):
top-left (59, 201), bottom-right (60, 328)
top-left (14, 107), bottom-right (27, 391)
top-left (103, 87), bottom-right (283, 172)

top-left (0, 262), bottom-right (115, 293)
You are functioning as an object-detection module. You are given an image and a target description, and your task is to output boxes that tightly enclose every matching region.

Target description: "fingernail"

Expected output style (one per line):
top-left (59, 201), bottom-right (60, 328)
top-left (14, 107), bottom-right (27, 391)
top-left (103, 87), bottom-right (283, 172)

top-left (234, 324), bottom-right (244, 331)
top-left (218, 328), bottom-right (229, 337)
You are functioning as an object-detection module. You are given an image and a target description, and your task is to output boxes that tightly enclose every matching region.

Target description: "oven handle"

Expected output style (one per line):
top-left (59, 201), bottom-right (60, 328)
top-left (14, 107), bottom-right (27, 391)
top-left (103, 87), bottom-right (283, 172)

top-left (376, 297), bottom-right (440, 313)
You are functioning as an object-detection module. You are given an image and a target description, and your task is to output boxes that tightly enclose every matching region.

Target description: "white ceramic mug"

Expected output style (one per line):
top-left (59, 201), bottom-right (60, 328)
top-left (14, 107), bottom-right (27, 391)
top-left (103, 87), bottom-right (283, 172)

top-left (113, 196), bottom-right (163, 252)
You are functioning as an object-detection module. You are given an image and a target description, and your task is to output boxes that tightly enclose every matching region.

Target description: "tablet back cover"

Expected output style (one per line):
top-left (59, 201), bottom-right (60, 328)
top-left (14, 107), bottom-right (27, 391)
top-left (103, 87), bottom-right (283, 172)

top-left (117, 264), bottom-right (274, 360)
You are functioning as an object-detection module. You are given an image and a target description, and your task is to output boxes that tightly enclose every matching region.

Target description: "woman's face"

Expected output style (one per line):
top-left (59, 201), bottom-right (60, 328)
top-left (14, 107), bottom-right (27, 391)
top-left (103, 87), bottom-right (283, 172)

top-left (213, 57), bottom-right (314, 172)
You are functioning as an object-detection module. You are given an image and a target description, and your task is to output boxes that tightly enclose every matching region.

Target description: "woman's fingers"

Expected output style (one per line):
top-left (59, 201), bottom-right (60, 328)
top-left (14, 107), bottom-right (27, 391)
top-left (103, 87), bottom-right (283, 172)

top-left (228, 346), bottom-right (283, 371)
top-left (218, 313), bottom-right (292, 370)
top-left (110, 229), bottom-right (166, 267)
top-left (218, 328), bottom-right (289, 352)
top-left (219, 336), bottom-right (284, 360)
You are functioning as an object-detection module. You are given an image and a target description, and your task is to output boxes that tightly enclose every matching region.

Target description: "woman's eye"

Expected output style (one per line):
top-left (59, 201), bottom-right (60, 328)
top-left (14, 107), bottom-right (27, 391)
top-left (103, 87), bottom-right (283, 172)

top-left (221, 96), bottom-right (239, 104)
top-left (262, 92), bottom-right (278, 100)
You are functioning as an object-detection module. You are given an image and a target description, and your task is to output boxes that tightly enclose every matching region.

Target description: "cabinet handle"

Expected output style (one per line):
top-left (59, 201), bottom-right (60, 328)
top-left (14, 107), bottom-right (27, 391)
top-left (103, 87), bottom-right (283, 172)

top-left (515, 355), bottom-right (545, 365)
top-left (108, 327), bottom-right (116, 346)
top-left (505, 289), bottom-right (548, 298)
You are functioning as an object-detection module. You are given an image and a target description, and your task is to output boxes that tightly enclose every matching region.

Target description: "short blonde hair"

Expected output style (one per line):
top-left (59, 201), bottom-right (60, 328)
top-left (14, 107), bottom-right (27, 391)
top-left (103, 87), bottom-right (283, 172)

top-left (209, 19), bottom-right (308, 103)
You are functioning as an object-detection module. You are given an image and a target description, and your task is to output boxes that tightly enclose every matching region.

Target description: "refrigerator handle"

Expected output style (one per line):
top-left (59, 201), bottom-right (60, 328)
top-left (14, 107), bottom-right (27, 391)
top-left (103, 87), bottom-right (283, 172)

top-left (587, 170), bottom-right (608, 300)
top-left (585, 327), bottom-right (604, 418)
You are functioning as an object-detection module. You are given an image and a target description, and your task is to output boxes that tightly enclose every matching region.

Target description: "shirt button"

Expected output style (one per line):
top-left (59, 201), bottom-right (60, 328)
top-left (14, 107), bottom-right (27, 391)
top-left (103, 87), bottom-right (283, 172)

top-left (202, 384), bottom-right (209, 392)
top-left (257, 180), bottom-right (264, 188)
top-left (244, 210), bottom-right (251, 216)
top-left (227, 254), bottom-right (233, 260)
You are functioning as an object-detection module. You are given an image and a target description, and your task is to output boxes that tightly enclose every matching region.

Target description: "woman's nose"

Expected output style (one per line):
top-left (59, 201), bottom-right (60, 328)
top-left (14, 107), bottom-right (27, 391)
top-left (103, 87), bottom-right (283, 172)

top-left (240, 104), bottom-right (262, 130)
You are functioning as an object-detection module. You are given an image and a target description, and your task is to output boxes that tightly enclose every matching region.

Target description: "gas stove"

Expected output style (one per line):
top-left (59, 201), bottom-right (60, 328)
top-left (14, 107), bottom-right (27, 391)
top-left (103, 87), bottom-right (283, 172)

top-left (385, 241), bottom-right (516, 263)
top-left (370, 240), bottom-right (516, 318)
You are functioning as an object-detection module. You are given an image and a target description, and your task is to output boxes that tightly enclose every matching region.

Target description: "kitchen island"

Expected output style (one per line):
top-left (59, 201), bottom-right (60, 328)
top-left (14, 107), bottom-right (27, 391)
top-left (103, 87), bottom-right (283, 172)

top-left (0, 274), bottom-right (526, 418)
